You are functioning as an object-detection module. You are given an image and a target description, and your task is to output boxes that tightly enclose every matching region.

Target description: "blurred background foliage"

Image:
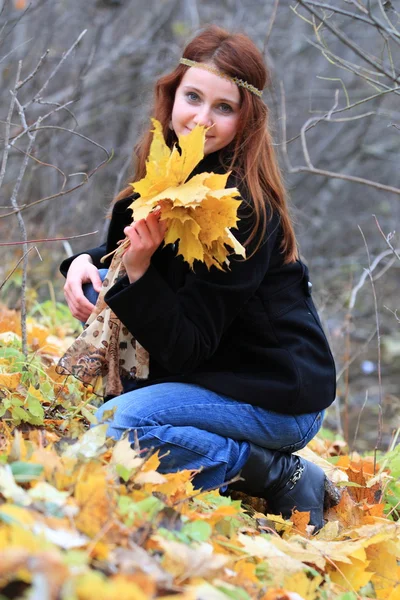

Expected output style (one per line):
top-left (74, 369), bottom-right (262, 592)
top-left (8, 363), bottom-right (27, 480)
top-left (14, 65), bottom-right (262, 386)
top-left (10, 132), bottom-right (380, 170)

top-left (0, 0), bottom-right (399, 450)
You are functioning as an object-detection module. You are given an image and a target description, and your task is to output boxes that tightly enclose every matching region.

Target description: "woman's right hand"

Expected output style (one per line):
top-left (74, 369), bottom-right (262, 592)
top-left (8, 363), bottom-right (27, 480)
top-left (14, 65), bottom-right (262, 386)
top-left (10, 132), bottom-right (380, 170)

top-left (63, 254), bottom-right (103, 322)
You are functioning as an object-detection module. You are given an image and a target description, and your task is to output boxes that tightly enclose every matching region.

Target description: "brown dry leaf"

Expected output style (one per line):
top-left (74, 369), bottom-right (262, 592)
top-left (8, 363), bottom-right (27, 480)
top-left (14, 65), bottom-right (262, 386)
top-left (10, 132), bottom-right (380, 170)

top-left (236, 532), bottom-right (312, 576)
top-left (290, 510), bottom-right (311, 535)
top-left (345, 459), bottom-right (383, 504)
top-left (0, 306), bottom-right (20, 334)
top-left (110, 435), bottom-right (144, 472)
top-left (0, 372), bottom-right (21, 391)
top-left (325, 488), bottom-right (366, 529)
top-left (110, 545), bottom-right (172, 587)
top-left (154, 536), bottom-right (229, 582)
top-left (151, 468), bottom-right (195, 504)
top-left (296, 446), bottom-right (348, 483)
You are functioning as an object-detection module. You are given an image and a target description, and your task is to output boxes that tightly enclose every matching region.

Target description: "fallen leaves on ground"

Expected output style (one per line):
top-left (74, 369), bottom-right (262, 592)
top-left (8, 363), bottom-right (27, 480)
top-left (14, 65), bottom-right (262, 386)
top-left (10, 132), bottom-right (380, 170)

top-left (0, 303), bottom-right (399, 599)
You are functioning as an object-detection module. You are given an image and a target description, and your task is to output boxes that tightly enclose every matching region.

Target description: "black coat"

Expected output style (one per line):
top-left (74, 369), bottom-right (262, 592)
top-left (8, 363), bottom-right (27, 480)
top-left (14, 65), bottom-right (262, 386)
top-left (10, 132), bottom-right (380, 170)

top-left (60, 152), bottom-right (336, 415)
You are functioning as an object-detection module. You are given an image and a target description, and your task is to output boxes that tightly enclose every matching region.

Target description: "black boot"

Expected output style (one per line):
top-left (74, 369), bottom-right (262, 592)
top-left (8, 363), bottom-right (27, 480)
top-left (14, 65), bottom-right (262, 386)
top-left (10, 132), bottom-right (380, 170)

top-left (229, 443), bottom-right (327, 531)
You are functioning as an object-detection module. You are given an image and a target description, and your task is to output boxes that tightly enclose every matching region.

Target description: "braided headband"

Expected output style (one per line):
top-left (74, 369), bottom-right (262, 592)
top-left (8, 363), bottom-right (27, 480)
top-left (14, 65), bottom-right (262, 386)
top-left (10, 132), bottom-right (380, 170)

top-left (179, 58), bottom-right (263, 98)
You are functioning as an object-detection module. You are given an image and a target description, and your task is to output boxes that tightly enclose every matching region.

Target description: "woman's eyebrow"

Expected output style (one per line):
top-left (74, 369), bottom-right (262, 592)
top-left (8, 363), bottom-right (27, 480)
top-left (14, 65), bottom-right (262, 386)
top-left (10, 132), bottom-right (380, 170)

top-left (182, 85), bottom-right (239, 106)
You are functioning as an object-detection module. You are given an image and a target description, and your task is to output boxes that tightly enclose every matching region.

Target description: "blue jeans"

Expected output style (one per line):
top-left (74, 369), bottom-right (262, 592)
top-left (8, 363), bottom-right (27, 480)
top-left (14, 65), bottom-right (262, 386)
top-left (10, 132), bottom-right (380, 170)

top-left (84, 273), bottom-right (324, 490)
top-left (95, 385), bottom-right (324, 490)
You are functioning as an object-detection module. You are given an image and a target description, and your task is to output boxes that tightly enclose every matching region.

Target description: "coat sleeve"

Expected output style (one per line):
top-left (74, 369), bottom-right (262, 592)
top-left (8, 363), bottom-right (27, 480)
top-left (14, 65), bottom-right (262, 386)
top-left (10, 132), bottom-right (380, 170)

top-left (59, 243), bottom-right (108, 278)
top-left (104, 202), bottom-right (282, 375)
top-left (59, 195), bottom-right (136, 277)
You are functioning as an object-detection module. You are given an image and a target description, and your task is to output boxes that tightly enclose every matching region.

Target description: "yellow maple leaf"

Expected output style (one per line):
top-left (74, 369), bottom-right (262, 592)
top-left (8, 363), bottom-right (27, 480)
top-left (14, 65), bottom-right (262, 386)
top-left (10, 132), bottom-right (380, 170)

top-left (283, 570), bottom-right (324, 600)
top-left (126, 119), bottom-right (245, 270)
top-left (74, 464), bottom-right (115, 538)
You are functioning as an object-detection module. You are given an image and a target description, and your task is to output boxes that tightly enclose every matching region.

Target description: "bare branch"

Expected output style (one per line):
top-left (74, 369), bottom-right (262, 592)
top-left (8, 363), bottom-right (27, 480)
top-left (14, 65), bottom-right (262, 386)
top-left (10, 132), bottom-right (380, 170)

top-left (296, 0), bottom-right (400, 82)
top-left (348, 248), bottom-right (399, 310)
top-left (12, 125), bottom-right (111, 158)
top-left (0, 153), bottom-right (110, 219)
top-left (16, 48), bottom-right (49, 90)
top-left (36, 98), bottom-right (79, 129)
top-left (11, 143), bottom-right (68, 191)
top-left (306, 35), bottom-right (399, 91)
top-left (279, 80), bottom-right (292, 171)
top-left (0, 61), bottom-right (21, 192)
top-left (23, 29), bottom-right (87, 110)
top-left (263, 0), bottom-right (280, 51)
top-left (0, 231), bottom-right (98, 246)
top-left (302, 0), bottom-right (400, 43)
top-left (299, 89), bottom-right (340, 168)
top-left (358, 226), bottom-right (384, 459)
top-left (289, 165), bottom-right (400, 195)
top-left (282, 85), bottom-right (400, 146)
top-left (0, 246), bottom-right (37, 293)
top-left (8, 68), bottom-right (39, 355)
top-left (374, 215), bottom-right (400, 263)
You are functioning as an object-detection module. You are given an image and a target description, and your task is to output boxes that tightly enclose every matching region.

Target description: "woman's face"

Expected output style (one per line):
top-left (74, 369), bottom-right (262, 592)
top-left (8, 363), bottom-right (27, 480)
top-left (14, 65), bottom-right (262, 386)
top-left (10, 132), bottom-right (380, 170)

top-left (171, 65), bottom-right (241, 155)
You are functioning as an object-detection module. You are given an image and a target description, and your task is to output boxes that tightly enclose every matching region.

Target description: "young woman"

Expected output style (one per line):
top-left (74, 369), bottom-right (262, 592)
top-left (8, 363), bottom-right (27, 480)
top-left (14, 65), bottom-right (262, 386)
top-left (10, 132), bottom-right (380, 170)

top-left (61, 25), bottom-right (336, 531)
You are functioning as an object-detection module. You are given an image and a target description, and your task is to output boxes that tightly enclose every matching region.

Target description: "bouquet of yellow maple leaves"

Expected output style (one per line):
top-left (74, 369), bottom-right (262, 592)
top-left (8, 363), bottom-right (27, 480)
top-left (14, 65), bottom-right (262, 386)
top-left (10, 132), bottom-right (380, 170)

top-left (106, 118), bottom-right (246, 270)
top-left (57, 120), bottom-right (245, 397)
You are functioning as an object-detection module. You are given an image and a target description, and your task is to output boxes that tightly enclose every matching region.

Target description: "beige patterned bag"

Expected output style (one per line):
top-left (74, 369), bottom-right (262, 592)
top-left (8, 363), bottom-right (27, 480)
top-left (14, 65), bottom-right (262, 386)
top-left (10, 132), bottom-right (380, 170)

top-left (56, 252), bottom-right (149, 397)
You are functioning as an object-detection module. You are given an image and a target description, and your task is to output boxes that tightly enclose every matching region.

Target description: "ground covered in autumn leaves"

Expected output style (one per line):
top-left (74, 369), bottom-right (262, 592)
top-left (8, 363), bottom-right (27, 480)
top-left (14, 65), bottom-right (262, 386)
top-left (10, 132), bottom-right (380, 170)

top-left (0, 303), bottom-right (400, 600)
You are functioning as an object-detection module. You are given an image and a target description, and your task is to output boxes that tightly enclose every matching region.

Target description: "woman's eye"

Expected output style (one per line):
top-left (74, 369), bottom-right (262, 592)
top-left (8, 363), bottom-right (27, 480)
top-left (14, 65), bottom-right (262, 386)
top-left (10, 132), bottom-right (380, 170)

top-left (219, 103), bottom-right (233, 114)
top-left (187, 92), bottom-right (199, 102)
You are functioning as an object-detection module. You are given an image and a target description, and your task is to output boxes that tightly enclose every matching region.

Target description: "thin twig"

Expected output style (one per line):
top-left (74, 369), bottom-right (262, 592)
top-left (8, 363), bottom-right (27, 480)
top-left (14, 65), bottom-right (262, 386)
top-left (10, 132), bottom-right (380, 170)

top-left (0, 231), bottom-right (98, 246)
top-left (0, 61), bottom-right (21, 192)
top-left (9, 113), bottom-right (38, 356)
top-left (348, 248), bottom-right (399, 310)
top-left (299, 90), bottom-right (340, 168)
top-left (289, 166), bottom-right (400, 195)
top-left (352, 391), bottom-right (369, 451)
top-left (374, 215), bottom-right (400, 262)
top-left (302, 0), bottom-right (400, 43)
top-left (16, 48), bottom-right (49, 90)
top-left (305, 34), bottom-right (400, 92)
top-left (11, 144), bottom-right (68, 190)
top-left (36, 98), bottom-right (79, 129)
top-left (23, 29), bottom-right (87, 110)
top-left (0, 150), bottom-right (110, 219)
top-left (296, 0), bottom-right (400, 82)
top-left (358, 227), bottom-right (383, 468)
top-left (0, 246), bottom-right (36, 292)
top-left (279, 80), bottom-right (292, 171)
top-left (171, 473), bottom-right (244, 507)
top-left (263, 0), bottom-right (280, 51)
top-left (19, 125), bottom-right (111, 156)
top-left (280, 81), bottom-right (400, 195)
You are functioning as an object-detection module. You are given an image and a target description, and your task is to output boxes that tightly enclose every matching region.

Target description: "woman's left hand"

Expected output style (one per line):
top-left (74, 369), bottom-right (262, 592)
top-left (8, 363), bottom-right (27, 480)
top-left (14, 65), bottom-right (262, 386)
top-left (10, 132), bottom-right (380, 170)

top-left (122, 210), bottom-right (168, 283)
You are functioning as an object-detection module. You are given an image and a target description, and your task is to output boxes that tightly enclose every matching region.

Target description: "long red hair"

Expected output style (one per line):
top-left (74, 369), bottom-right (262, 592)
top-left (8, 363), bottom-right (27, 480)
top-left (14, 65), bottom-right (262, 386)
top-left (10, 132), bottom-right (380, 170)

top-left (114, 25), bottom-right (297, 263)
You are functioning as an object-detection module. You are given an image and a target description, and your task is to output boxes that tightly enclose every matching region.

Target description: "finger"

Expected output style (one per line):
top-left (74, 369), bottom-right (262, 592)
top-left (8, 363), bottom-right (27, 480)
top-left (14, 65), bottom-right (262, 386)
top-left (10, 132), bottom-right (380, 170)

top-left (124, 223), bottom-right (144, 244)
top-left (63, 291), bottom-right (91, 322)
top-left (130, 220), bottom-right (153, 247)
top-left (64, 282), bottom-right (96, 315)
top-left (89, 267), bottom-right (103, 292)
top-left (145, 212), bottom-right (167, 243)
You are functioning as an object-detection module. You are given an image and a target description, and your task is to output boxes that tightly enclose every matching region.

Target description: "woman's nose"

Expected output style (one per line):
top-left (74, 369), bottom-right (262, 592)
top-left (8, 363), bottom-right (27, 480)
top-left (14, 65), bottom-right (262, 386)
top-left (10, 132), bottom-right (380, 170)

top-left (193, 108), bottom-right (213, 127)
